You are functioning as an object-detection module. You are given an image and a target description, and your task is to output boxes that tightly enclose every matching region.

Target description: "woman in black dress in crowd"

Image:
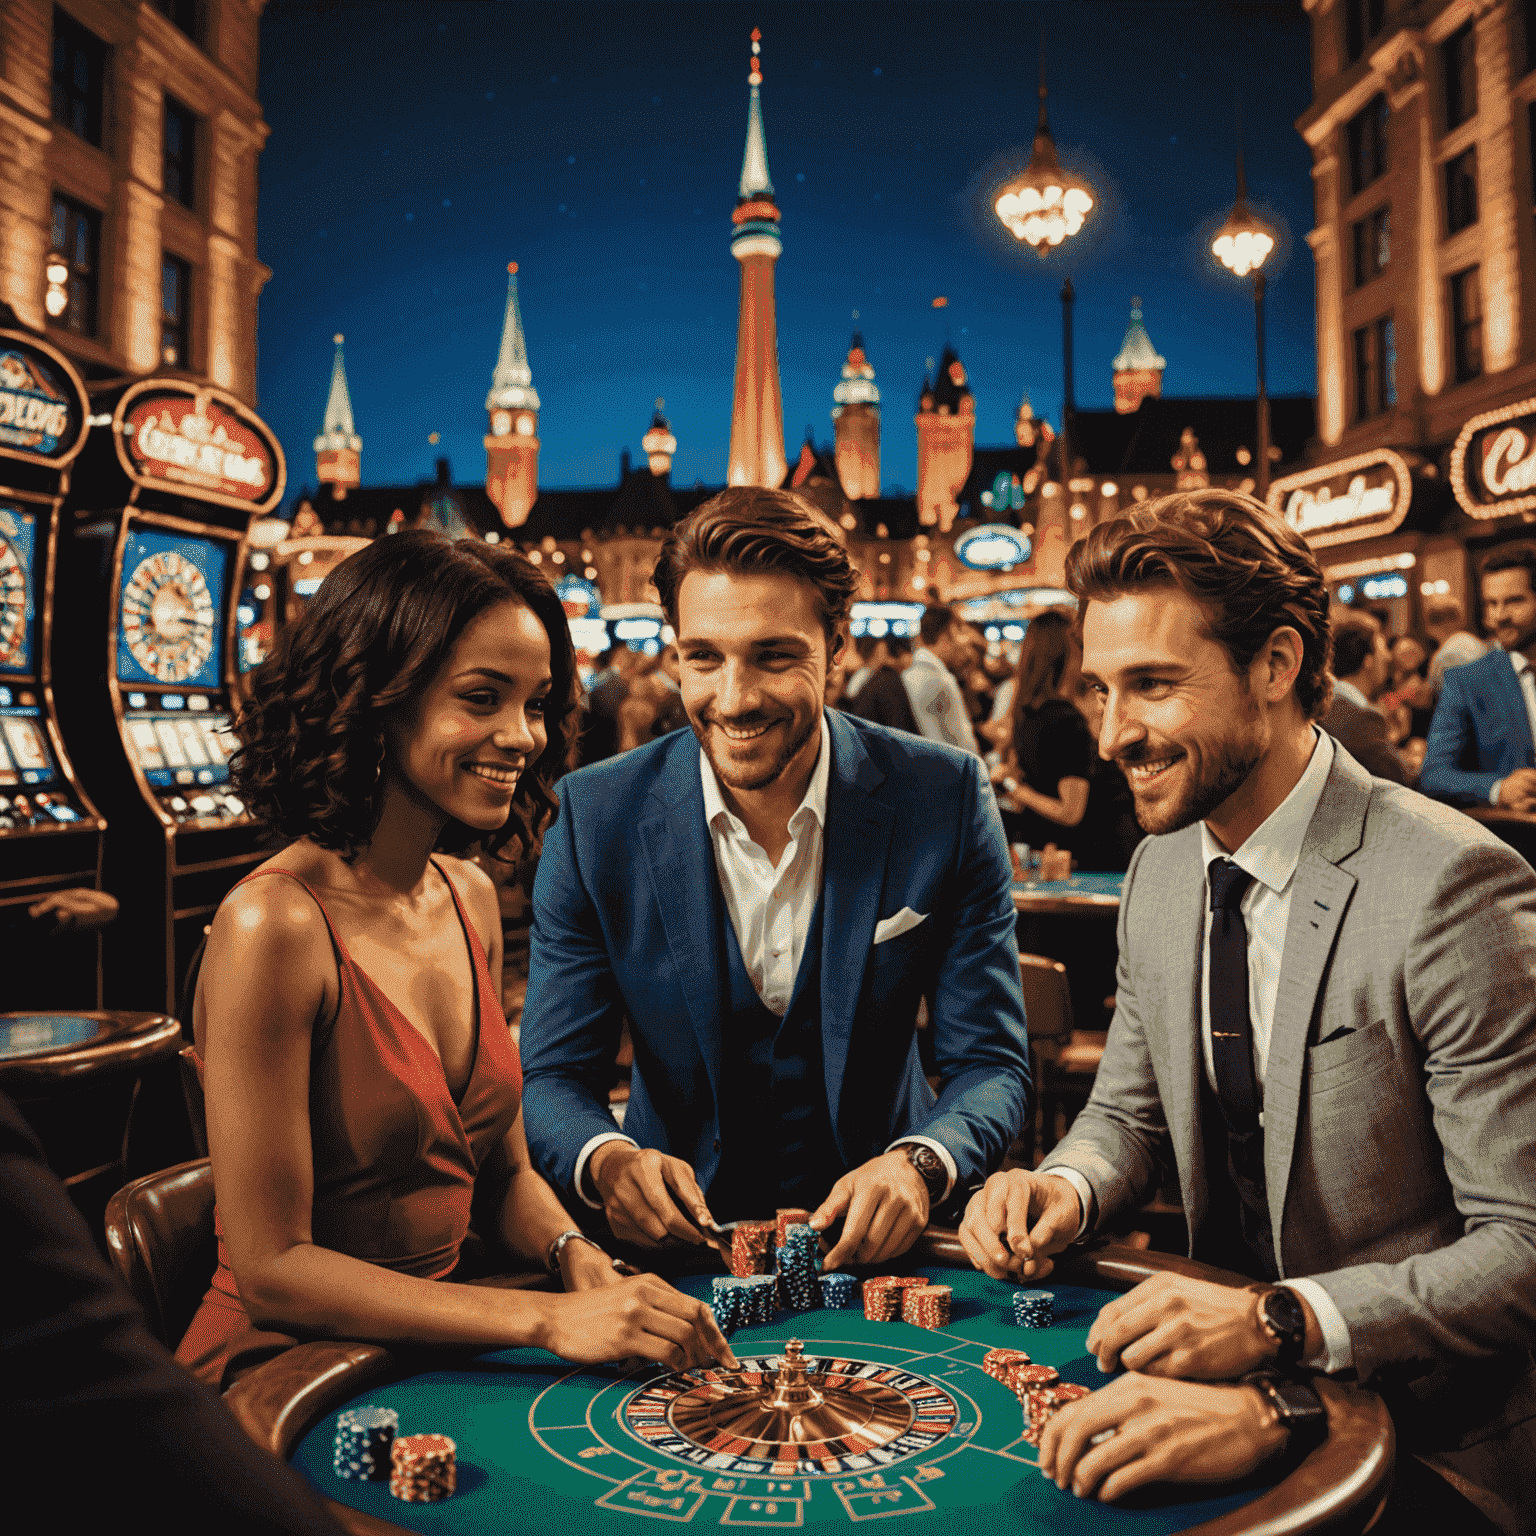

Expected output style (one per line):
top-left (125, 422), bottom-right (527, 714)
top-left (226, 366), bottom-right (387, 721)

top-left (996, 610), bottom-right (1093, 861)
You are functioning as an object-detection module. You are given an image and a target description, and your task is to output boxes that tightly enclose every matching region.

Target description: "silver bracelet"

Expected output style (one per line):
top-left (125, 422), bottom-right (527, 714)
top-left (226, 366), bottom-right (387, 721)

top-left (546, 1228), bottom-right (609, 1274)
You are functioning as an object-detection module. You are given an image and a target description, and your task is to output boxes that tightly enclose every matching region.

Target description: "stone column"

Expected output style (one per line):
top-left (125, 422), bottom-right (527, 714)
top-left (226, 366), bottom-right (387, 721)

top-left (1476, 0), bottom-right (1520, 374)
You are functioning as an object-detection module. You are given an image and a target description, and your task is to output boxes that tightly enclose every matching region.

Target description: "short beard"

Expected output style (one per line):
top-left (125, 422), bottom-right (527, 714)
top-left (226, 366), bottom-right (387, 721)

top-left (694, 711), bottom-right (819, 794)
top-left (1122, 726), bottom-right (1264, 836)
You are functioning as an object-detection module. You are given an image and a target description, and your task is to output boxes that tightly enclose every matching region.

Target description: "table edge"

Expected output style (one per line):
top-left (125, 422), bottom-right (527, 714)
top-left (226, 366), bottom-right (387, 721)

top-left (229, 1235), bottom-right (1394, 1536)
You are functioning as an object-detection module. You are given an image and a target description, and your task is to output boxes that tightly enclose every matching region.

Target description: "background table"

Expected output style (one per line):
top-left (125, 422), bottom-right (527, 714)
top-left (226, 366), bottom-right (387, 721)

top-left (228, 1240), bottom-right (1393, 1536)
top-left (1011, 872), bottom-right (1125, 917)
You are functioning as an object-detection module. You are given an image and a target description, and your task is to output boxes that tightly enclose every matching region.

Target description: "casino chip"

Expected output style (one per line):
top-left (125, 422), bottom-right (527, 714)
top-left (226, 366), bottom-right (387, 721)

top-left (389, 1432), bottom-right (457, 1503)
top-left (730, 1220), bottom-right (775, 1277)
top-left (1006, 1362), bottom-right (1060, 1399)
top-left (862, 1275), bottom-right (926, 1322)
top-left (902, 1283), bottom-right (952, 1329)
top-left (774, 1207), bottom-right (812, 1249)
top-left (777, 1223), bottom-right (821, 1311)
top-left (711, 1276), bottom-right (744, 1333)
top-left (737, 1273), bottom-right (778, 1326)
top-left (982, 1346), bottom-right (1032, 1383)
top-left (818, 1272), bottom-right (859, 1309)
top-left (1020, 1381), bottom-right (1091, 1447)
top-left (332, 1405), bottom-right (397, 1481)
top-left (1013, 1288), bottom-right (1054, 1327)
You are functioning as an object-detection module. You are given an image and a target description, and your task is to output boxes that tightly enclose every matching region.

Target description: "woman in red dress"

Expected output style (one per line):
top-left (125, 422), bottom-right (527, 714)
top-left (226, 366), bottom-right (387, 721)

top-left (177, 530), bottom-right (732, 1389)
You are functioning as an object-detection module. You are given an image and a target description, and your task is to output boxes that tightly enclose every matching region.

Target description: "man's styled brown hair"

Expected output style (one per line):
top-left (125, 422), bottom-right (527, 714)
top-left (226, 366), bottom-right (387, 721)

top-left (1065, 488), bottom-right (1334, 720)
top-left (652, 487), bottom-right (861, 649)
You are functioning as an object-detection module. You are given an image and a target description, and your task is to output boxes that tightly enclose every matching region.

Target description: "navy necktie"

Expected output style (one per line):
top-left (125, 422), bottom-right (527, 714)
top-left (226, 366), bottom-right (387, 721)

top-left (1207, 857), bottom-right (1259, 1132)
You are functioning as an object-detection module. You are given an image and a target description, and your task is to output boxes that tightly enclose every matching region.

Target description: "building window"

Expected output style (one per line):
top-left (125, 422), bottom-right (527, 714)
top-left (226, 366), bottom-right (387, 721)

top-left (49, 195), bottom-right (100, 337)
top-left (1450, 267), bottom-right (1483, 383)
top-left (1345, 0), bottom-right (1385, 65)
top-left (1352, 315), bottom-right (1397, 420)
top-left (1351, 206), bottom-right (1390, 286)
top-left (164, 97), bottom-right (196, 210)
top-left (1445, 145), bottom-right (1479, 234)
top-left (150, 0), bottom-right (200, 41)
top-left (1444, 20), bottom-right (1478, 130)
top-left (1346, 95), bottom-right (1389, 196)
top-left (161, 255), bottom-right (191, 368)
top-left (51, 9), bottom-right (108, 148)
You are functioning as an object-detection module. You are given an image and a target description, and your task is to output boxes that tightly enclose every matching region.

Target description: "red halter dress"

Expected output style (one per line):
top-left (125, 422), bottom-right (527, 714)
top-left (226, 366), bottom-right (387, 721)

top-left (175, 861), bottom-right (523, 1390)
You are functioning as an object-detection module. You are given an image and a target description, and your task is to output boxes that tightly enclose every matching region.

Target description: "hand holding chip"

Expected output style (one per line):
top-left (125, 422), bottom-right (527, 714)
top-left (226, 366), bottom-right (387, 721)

top-left (810, 1149), bottom-right (928, 1269)
top-left (587, 1143), bottom-right (730, 1257)
top-left (1037, 1373), bottom-right (1290, 1502)
top-left (957, 1170), bottom-right (1080, 1281)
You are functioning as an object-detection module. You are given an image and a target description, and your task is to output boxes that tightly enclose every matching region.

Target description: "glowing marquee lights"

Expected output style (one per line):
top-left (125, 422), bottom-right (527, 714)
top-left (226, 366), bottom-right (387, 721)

top-left (1451, 398), bottom-right (1536, 518)
top-left (1267, 450), bottom-right (1412, 548)
top-left (954, 525), bottom-right (1033, 570)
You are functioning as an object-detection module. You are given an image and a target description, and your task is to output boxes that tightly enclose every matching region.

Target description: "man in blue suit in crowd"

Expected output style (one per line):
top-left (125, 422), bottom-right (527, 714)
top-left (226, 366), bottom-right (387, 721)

top-left (1421, 544), bottom-right (1536, 811)
top-left (521, 489), bottom-right (1030, 1270)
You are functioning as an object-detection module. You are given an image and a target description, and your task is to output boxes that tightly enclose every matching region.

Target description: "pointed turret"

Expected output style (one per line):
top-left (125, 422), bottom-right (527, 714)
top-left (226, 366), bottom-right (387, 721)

top-left (1112, 297), bottom-right (1166, 414)
top-left (832, 329), bottom-right (880, 501)
top-left (313, 334), bottom-right (361, 496)
top-left (726, 29), bottom-right (787, 489)
top-left (915, 343), bottom-right (975, 532)
top-left (642, 399), bottom-right (677, 477)
top-left (485, 262), bottom-right (540, 527)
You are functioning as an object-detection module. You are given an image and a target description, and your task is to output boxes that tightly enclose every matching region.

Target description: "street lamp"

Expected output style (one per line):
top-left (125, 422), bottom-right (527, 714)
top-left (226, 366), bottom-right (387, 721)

top-left (994, 52), bottom-right (1095, 491)
top-left (1212, 148), bottom-right (1277, 497)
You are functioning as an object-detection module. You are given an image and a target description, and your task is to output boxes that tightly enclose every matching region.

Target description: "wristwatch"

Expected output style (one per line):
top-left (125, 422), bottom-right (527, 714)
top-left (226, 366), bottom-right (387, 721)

top-left (546, 1229), bottom-right (616, 1276)
top-left (1241, 1372), bottom-right (1327, 1457)
top-left (1253, 1286), bottom-right (1308, 1369)
top-left (892, 1142), bottom-right (948, 1204)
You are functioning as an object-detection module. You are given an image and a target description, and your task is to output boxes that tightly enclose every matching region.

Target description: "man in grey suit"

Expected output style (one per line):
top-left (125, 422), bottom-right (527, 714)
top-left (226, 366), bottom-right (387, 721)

top-left (1319, 611), bottom-right (1407, 784)
top-left (959, 490), bottom-right (1536, 1529)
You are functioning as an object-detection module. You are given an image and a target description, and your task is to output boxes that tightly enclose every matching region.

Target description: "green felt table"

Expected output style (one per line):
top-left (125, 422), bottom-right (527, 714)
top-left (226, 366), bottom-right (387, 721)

top-left (1011, 873), bottom-right (1125, 916)
top-left (228, 1241), bottom-right (1393, 1536)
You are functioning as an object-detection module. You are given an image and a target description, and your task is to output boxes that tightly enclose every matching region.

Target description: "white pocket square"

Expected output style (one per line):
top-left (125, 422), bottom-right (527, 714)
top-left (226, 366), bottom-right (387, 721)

top-left (873, 907), bottom-right (928, 944)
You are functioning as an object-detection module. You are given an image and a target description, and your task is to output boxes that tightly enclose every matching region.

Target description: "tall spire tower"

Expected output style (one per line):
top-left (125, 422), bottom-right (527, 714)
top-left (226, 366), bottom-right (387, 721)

top-left (485, 262), bottom-right (541, 527)
top-left (831, 329), bottom-right (880, 501)
top-left (1112, 297), bottom-right (1166, 414)
top-left (313, 333), bottom-right (361, 496)
top-left (726, 30), bottom-right (787, 489)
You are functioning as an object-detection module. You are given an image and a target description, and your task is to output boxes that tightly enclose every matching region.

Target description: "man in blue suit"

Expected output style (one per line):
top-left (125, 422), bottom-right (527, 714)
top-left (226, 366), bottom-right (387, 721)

top-left (1420, 544), bottom-right (1536, 811)
top-left (521, 489), bottom-right (1029, 1270)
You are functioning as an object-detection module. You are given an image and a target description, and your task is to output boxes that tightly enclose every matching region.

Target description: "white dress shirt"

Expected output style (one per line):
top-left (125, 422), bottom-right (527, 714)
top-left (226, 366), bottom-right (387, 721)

top-left (1487, 649), bottom-right (1536, 805)
top-left (903, 648), bottom-right (981, 756)
top-left (574, 712), bottom-right (958, 1204)
top-left (1043, 730), bottom-right (1354, 1373)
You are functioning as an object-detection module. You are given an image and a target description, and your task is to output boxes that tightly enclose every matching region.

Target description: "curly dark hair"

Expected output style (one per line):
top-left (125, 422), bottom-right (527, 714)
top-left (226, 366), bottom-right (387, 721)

top-left (231, 529), bottom-right (579, 862)
top-left (652, 487), bottom-right (860, 650)
top-left (1065, 488), bottom-right (1333, 720)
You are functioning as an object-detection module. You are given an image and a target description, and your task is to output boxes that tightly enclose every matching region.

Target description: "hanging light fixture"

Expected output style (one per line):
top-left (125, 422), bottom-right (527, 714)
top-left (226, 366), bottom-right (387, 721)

top-left (1212, 148), bottom-right (1275, 278)
top-left (994, 51), bottom-right (1095, 256)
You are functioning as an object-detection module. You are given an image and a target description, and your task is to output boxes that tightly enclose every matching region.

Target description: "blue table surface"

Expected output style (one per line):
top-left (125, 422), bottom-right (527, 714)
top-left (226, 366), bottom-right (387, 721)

top-left (1011, 872), bottom-right (1126, 901)
top-left (0, 1014), bottom-right (102, 1061)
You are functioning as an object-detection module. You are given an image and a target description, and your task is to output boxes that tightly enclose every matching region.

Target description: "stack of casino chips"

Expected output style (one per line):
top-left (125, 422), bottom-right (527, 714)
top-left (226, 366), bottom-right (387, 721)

top-left (901, 1283), bottom-right (952, 1330)
top-left (1020, 1381), bottom-right (1092, 1448)
top-left (774, 1207), bottom-right (812, 1249)
top-left (861, 1275), bottom-right (926, 1322)
top-left (389, 1433), bottom-right (457, 1503)
top-left (1013, 1288), bottom-right (1054, 1327)
top-left (777, 1223), bottom-right (821, 1310)
top-left (818, 1272), bottom-right (859, 1309)
top-left (982, 1347), bottom-right (1032, 1385)
top-left (716, 1273), bottom-right (777, 1328)
top-left (332, 1405), bottom-right (397, 1481)
top-left (730, 1220), bottom-right (776, 1277)
top-left (711, 1275), bottom-right (744, 1332)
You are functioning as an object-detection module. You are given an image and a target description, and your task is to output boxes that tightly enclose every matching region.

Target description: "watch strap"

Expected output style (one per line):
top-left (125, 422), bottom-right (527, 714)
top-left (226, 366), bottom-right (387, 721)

top-left (1241, 1372), bottom-right (1327, 1455)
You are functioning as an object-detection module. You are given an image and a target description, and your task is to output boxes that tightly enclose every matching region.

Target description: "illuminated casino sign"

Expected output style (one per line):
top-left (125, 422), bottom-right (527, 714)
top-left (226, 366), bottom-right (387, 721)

top-left (114, 382), bottom-right (285, 515)
top-left (0, 330), bottom-right (87, 467)
top-left (954, 525), bottom-right (1033, 570)
top-left (554, 574), bottom-right (601, 619)
top-left (851, 600), bottom-right (924, 639)
top-left (1267, 449), bottom-right (1411, 549)
top-left (1451, 398), bottom-right (1536, 519)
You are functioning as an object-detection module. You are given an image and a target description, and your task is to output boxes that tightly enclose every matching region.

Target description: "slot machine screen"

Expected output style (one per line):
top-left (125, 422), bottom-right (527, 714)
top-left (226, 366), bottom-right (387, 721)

top-left (0, 504), bottom-right (38, 677)
top-left (121, 707), bottom-right (236, 789)
top-left (115, 530), bottom-right (229, 691)
top-left (0, 705), bottom-right (59, 786)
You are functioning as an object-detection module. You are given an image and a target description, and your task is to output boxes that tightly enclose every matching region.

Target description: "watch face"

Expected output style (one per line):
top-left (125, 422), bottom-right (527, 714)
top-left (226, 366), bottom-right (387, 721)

top-left (1264, 1288), bottom-right (1307, 1336)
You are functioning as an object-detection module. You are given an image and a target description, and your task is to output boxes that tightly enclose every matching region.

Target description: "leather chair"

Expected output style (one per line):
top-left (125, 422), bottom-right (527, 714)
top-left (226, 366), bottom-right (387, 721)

top-left (1017, 953), bottom-right (1107, 1160)
top-left (103, 1158), bottom-right (217, 1350)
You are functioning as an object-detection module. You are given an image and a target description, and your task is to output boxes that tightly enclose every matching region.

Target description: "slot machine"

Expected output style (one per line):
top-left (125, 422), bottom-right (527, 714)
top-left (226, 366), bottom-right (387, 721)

top-left (0, 318), bottom-right (106, 1011)
top-left (56, 377), bottom-right (286, 1015)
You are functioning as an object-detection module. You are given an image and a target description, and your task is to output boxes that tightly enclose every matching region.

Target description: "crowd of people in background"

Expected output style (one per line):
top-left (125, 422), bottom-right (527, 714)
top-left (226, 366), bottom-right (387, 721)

top-left (570, 536), bottom-right (1536, 868)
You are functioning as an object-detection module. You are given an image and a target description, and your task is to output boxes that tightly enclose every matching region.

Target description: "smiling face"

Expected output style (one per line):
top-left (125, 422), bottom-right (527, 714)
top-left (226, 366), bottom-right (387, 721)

top-left (1482, 566), bottom-right (1536, 655)
top-left (387, 597), bottom-right (551, 832)
top-left (676, 569), bottom-right (830, 795)
top-left (1081, 587), bottom-right (1271, 837)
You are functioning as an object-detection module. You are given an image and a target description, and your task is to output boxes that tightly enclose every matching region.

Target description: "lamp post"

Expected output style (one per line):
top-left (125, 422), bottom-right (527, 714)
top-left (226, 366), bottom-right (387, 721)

top-left (1212, 148), bottom-right (1276, 498)
top-left (994, 55), bottom-right (1095, 491)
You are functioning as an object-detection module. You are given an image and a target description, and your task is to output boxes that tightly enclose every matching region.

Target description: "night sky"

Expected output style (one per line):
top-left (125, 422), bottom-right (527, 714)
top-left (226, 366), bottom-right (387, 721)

top-left (255, 0), bottom-right (1317, 504)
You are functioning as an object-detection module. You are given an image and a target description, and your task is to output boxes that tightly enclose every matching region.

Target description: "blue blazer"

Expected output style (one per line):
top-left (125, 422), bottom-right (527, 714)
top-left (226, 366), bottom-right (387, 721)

top-left (519, 709), bottom-right (1030, 1203)
top-left (1420, 649), bottom-right (1536, 807)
